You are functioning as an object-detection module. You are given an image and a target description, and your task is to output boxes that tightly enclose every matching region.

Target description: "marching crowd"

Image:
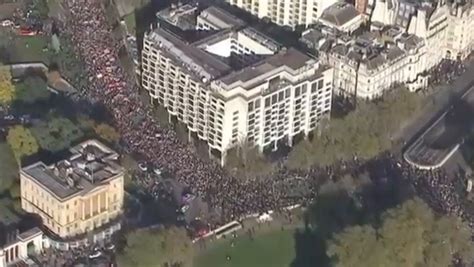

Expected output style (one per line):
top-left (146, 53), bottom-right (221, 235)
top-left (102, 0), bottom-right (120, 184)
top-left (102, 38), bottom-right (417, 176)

top-left (59, 0), bottom-right (474, 237)
top-left (61, 0), bottom-right (290, 226)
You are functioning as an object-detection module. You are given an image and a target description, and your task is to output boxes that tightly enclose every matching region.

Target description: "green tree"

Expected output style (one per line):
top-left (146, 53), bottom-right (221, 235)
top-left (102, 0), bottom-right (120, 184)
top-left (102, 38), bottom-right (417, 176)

top-left (226, 140), bottom-right (274, 178)
top-left (31, 0), bottom-right (50, 19)
top-left (7, 126), bottom-right (39, 162)
top-left (327, 198), bottom-right (474, 267)
top-left (0, 67), bottom-right (15, 105)
top-left (288, 89), bottom-right (423, 168)
top-left (0, 143), bottom-right (18, 194)
top-left (94, 123), bottom-right (121, 143)
top-left (15, 75), bottom-right (50, 103)
top-left (8, 181), bottom-right (20, 199)
top-left (327, 225), bottom-right (387, 267)
top-left (117, 226), bottom-right (193, 267)
top-left (31, 117), bottom-right (83, 152)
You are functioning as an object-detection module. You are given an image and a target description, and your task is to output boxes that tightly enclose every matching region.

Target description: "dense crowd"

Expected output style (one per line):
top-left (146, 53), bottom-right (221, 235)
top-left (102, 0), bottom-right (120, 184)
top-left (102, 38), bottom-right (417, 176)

top-left (429, 59), bottom-right (466, 86)
top-left (59, 0), bottom-right (474, 236)
top-left (61, 0), bottom-right (293, 226)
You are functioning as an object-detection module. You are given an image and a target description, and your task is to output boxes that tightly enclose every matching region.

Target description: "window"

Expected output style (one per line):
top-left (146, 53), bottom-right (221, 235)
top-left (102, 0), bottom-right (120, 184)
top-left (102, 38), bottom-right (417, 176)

top-left (318, 79), bottom-right (323, 89)
top-left (302, 84), bottom-right (307, 95)
top-left (311, 82), bottom-right (317, 93)
top-left (248, 102), bottom-right (254, 112)
top-left (265, 97), bottom-right (271, 107)
top-left (295, 87), bottom-right (301, 97)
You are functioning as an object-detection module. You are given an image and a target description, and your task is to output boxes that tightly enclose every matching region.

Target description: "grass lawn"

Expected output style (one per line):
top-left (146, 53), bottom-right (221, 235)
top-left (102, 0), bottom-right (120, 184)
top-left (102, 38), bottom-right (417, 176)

top-left (123, 12), bottom-right (136, 35)
top-left (10, 35), bottom-right (50, 63)
top-left (194, 228), bottom-right (299, 267)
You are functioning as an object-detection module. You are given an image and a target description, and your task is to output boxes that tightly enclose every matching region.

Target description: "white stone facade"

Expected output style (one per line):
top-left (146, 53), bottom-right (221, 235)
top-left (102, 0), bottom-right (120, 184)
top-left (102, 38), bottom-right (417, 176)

top-left (141, 23), bottom-right (333, 156)
top-left (225, 0), bottom-right (340, 28)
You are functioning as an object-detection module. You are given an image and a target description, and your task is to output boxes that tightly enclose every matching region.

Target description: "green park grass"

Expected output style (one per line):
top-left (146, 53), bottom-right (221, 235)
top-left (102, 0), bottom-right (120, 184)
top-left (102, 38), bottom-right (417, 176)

top-left (193, 228), bottom-right (299, 267)
top-left (10, 35), bottom-right (50, 63)
top-left (123, 12), bottom-right (136, 34)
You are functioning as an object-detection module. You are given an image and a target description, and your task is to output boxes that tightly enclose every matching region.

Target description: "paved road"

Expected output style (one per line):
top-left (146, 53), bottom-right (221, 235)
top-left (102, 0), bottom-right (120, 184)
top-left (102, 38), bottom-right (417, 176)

top-left (399, 59), bottom-right (474, 168)
top-left (394, 58), bottom-right (474, 154)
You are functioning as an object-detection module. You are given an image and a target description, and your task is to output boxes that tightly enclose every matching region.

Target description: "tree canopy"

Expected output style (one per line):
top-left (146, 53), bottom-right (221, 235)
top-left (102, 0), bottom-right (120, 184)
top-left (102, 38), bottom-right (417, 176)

top-left (226, 140), bottom-right (274, 179)
top-left (15, 75), bottom-right (50, 103)
top-left (0, 143), bottom-right (19, 194)
top-left (0, 67), bottom-right (15, 105)
top-left (94, 123), bottom-right (121, 143)
top-left (7, 125), bottom-right (39, 162)
top-left (117, 226), bottom-right (193, 267)
top-left (287, 89), bottom-right (423, 168)
top-left (31, 117), bottom-right (83, 152)
top-left (327, 198), bottom-right (474, 267)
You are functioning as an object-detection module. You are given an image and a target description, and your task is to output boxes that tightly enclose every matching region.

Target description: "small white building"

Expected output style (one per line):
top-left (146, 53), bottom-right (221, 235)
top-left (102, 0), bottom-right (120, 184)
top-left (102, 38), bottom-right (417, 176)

top-left (319, 2), bottom-right (365, 34)
top-left (0, 228), bottom-right (44, 267)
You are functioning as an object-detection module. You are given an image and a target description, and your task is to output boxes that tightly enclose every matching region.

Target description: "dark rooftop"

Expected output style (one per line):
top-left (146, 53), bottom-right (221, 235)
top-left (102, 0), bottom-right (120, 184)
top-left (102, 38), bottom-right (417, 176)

top-left (199, 6), bottom-right (245, 29)
top-left (220, 48), bottom-right (313, 86)
top-left (148, 27), bottom-right (233, 80)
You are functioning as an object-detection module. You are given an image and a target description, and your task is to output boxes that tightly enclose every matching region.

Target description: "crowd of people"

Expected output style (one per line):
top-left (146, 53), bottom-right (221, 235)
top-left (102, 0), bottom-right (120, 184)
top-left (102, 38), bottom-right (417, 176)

top-left (60, 0), bottom-right (289, 226)
top-left (58, 0), bottom-right (474, 238)
top-left (428, 58), bottom-right (466, 86)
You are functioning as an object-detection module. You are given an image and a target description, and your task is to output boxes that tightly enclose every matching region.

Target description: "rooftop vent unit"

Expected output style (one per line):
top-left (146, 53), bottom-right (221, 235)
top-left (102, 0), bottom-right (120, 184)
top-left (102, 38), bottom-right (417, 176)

top-left (86, 153), bottom-right (95, 162)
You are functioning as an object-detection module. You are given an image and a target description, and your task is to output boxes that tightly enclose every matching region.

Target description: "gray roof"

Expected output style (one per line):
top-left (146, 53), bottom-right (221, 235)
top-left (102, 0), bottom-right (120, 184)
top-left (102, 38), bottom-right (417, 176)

top-left (199, 6), bottom-right (245, 29)
top-left (397, 33), bottom-right (424, 50)
top-left (220, 48), bottom-right (313, 86)
top-left (22, 140), bottom-right (123, 200)
top-left (148, 27), bottom-right (233, 80)
top-left (23, 164), bottom-right (81, 199)
top-left (321, 3), bottom-right (361, 27)
top-left (300, 29), bottom-right (325, 49)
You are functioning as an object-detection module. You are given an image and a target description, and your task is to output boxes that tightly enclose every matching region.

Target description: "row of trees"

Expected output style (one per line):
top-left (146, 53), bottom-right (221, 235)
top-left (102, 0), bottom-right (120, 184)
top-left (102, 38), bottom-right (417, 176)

top-left (287, 89), bottom-right (424, 168)
top-left (6, 116), bottom-right (121, 163)
top-left (327, 198), bottom-right (474, 267)
top-left (0, 68), bottom-right (50, 106)
top-left (222, 89), bottom-right (424, 177)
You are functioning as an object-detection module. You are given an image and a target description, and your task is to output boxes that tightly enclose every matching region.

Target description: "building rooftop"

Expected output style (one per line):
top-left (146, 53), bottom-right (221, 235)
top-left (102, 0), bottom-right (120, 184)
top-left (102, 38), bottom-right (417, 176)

top-left (199, 6), bottom-right (245, 29)
top-left (320, 2), bottom-right (361, 27)
top-left (146, 6), bottom-right (291, 82)
top-left (147, 26), bottom-right (233, 81)
top-left (22, 140), bottom-right (124, 200)
top-left (219, 48), bottom-right (315, 87)
top-left (156, 4), bottom-right (198, 30)
top-left (312, 22), bottom-right (423, 72)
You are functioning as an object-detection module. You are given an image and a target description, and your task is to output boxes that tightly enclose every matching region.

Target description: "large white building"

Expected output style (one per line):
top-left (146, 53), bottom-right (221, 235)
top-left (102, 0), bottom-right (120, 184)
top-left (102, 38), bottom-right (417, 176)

top-left (371, 0), bottom-right (473, 67)
top-left (445, 0), bottom-right (474, 60)
top-left (303, 24), bottom-right (428, 99)
top-left (225, 0), bottom-right (341, 28)
top-left (141, 8), bottom-right (333, 161)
